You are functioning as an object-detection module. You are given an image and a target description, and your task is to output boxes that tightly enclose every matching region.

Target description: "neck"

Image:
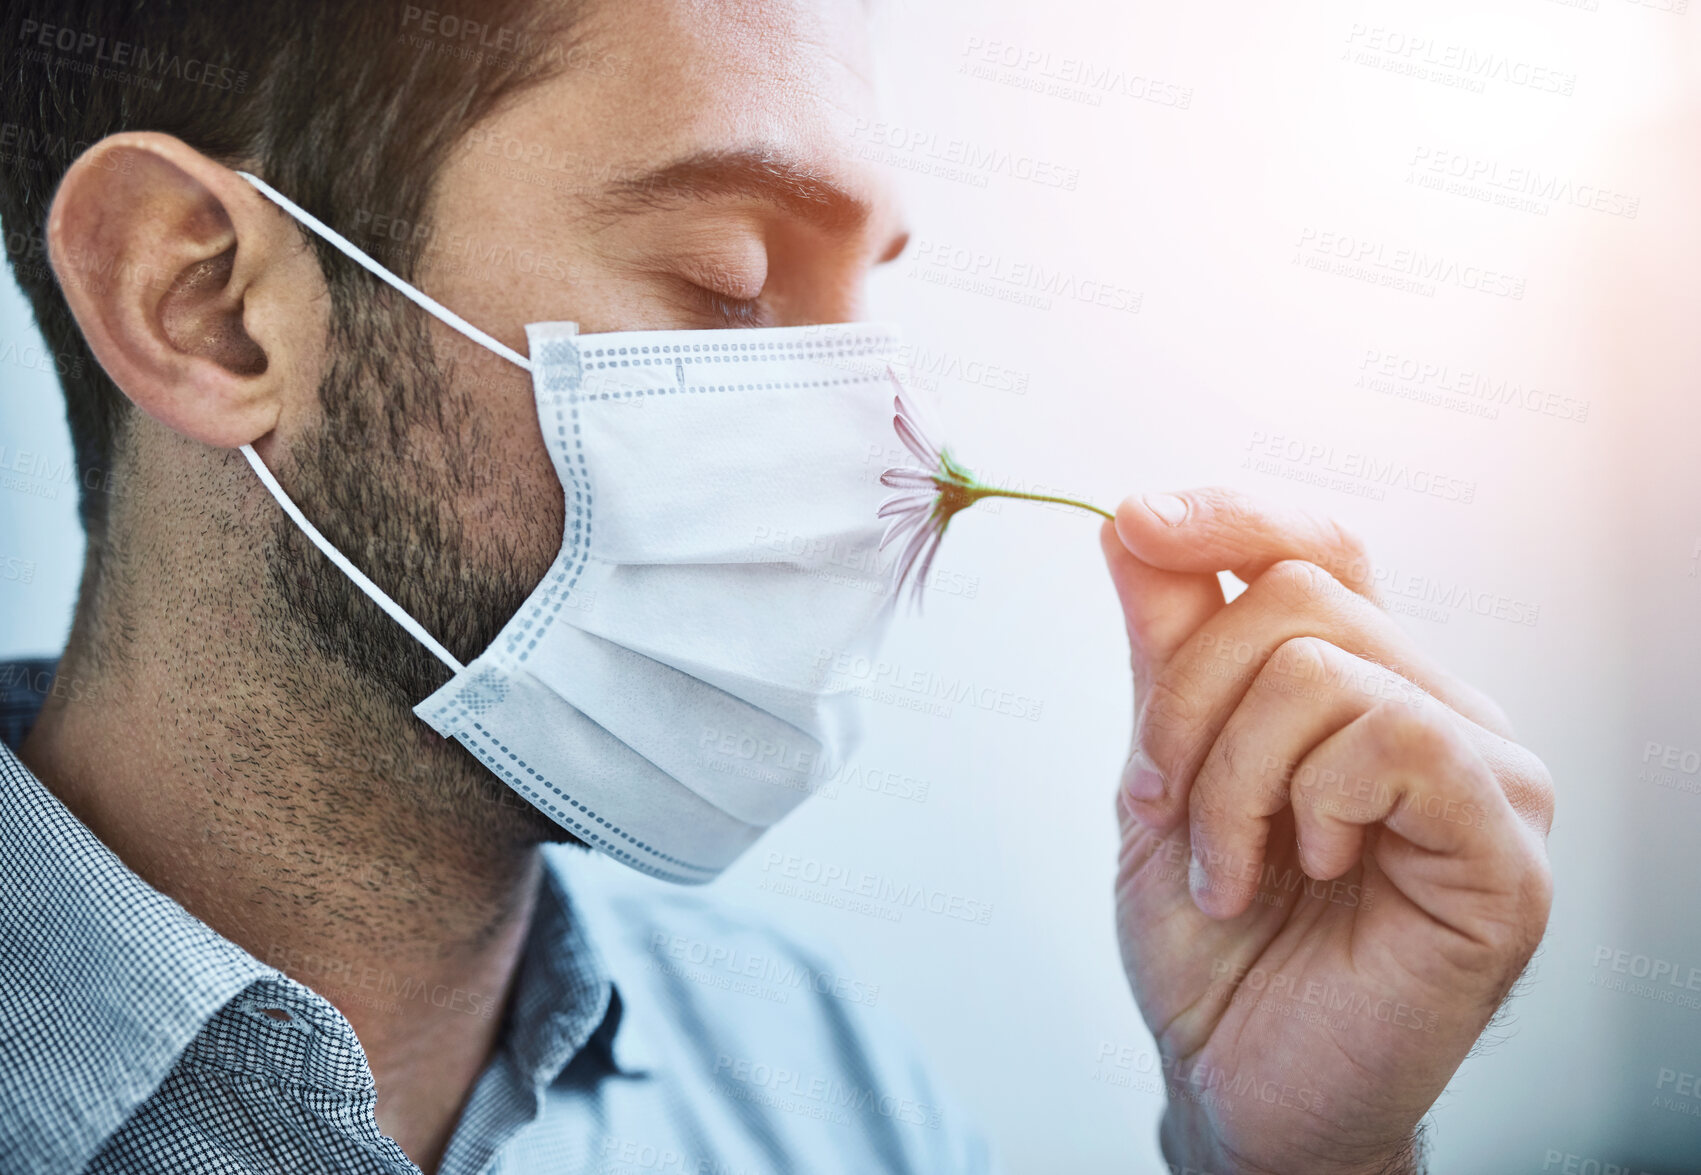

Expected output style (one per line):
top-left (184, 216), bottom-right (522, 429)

top-left (20, 615), bottom-right (541, 1174)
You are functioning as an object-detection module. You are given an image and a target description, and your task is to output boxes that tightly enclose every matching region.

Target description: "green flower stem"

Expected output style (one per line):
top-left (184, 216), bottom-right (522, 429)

top-left (964, 485), bottom-right (1115, 520)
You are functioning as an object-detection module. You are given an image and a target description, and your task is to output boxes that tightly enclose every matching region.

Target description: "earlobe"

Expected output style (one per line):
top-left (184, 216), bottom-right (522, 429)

top-left (46, 132), bottom-right (326, 451)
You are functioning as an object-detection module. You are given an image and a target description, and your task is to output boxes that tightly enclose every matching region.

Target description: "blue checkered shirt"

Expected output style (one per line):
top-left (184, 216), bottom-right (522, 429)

top-left (0, 659), bottom-right (994, 1173)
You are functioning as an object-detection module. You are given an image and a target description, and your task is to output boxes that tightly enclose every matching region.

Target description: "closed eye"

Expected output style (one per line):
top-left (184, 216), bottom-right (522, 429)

top-left (689, 283), bottom-right (771, 328)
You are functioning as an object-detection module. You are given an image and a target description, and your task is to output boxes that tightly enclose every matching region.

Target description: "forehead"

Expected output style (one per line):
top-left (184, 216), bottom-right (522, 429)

top-left (513, 0), bottom-right (879, 191)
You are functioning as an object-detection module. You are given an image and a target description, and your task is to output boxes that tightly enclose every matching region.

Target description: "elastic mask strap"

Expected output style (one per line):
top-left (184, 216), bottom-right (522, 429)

top-left (233, 170), bottom-right (526, 675)
top-left (238, 446), bottom-right (464, 672)
top-left (236, 171), bottom-right (533, 372)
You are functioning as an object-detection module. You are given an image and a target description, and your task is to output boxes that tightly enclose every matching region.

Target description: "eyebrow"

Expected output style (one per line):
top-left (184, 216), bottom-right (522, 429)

top-left (598, 148), bottom-right (873, 238)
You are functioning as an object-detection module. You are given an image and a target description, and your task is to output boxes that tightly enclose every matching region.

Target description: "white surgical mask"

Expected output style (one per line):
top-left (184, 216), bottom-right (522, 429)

top-left (236, 172), bottom-right (901, 883)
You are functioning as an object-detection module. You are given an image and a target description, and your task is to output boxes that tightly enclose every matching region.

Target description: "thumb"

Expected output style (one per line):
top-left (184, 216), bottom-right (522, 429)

top-left (1110, 487), bottom-right (1377, 600)
top-left (1098, 517), bottom-right (1223, 690)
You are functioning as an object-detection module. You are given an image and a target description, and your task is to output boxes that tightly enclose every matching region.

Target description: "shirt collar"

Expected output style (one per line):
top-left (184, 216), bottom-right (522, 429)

top-left (0, 739), bottom-right (274, 1173)
top-left (0, 662), bottom-right (653, 1166)
top-left (517, 849), bottom-right (655, 1081)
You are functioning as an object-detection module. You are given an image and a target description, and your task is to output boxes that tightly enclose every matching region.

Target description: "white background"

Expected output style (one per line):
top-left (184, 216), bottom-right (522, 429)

top-left (4, 1), bottom-right (1700, 1172)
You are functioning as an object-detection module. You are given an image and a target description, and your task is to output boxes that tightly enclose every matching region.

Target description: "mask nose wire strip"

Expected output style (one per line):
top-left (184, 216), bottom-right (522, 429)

top-left (234, 170), bottom-right (534, 374)
top-left (237, 443), bottom-right (466, 674)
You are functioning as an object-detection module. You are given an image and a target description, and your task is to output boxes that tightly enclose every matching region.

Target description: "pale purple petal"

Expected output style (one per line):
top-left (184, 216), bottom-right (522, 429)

top-left (888, 369), bottom-right (923, 423)
top-left (879, 509), bottom-right (927, 552)
top-left (893, 413), bottom-right (939, 468)
top-left (893, 512), bottom-right (939, 595)
top-left (880, 499), bottom-right (933, 552)
top-left (910, 522), bottom-right (946, 607)
top-left (879, 467), bottom-right (937, 490)
top-left (878, 492), bottom-right (935, 518)
top-left (902, 521), bottom-right (946, 612)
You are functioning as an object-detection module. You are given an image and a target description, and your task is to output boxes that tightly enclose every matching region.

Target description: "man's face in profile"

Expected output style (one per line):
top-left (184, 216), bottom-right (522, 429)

top-left (267, 0), bottom-right (908, 845)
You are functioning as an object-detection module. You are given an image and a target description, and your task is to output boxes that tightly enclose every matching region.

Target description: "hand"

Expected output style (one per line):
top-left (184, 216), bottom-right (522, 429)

top-left (1099, 488), bottom-right (1554, 1175)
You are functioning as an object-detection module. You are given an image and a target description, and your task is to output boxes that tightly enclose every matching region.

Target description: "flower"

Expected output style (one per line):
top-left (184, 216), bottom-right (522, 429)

top-left (877, 370), bottom-right (1112, 609)
top-left (877, 377), bottom-right (989, 609)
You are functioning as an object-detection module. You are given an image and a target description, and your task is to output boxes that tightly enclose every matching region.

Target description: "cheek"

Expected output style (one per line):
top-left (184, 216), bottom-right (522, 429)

top-left (434, 331), bottom-right (564, 593)
top-left (490, 410), bottom-right (566, 591)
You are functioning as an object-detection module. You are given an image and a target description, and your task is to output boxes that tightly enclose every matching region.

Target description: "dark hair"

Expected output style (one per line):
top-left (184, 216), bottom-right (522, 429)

top-left (0, 0), bottom-right (576, 554)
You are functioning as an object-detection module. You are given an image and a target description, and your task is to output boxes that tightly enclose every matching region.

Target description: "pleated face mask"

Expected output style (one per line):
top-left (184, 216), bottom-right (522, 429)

top-left (237, 172), bottom-right (902, 883)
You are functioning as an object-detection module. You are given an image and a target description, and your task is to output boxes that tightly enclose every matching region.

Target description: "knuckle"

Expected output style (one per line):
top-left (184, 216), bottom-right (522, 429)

top-left (1256, 558), bottom-right (1337, 610)
top-left (1319, 519), bottom-right (1377, 595)
top-left (1503, 746), bottom-right (1557, 831)
top-left (1188, 783), bottom-right (1233, 833)
top-left (1363, 700), bottom-right (1449, 762)
top-left (1194, 735), bottom-right (1252, 814)
top-left (1324, 516), bottom-right (1370, 568)
top-left (1188, 485), bottom-right (1243, 525)
top-left (1259, 635), bottom-right (1334, 692)
top-left (1136, 675), bottom-right (1199, 771)
top-left (1206, 725), bottom-right (1249, 787)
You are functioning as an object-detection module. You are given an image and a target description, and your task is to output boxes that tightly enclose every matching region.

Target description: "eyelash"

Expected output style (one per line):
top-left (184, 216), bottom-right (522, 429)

top-left (692, 284), bottom-right (769, 328)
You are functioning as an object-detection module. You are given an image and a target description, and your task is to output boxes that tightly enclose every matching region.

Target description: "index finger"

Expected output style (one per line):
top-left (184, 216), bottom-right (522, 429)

top-left (1112, 487), bottom-right (1380, 603)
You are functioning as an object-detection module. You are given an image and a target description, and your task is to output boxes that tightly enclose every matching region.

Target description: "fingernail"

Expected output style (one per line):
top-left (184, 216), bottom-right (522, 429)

top-left (1143, 493), bottom-right (1189, 526)
top-left (1124, 749), bottom-right (1166, 801)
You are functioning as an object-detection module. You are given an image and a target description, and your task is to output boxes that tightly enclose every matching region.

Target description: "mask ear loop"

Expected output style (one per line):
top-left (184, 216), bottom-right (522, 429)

top-left (236, 171), bottom-right (533, 372)
top-left (237, 445), bottom-right (465, 673)
top-left (231, 170), bottom-right (540, 675)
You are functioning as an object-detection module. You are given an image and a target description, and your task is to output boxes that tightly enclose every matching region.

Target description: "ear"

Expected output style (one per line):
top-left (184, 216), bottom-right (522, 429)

top-left (46, 132), bottom-right (327, 456)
